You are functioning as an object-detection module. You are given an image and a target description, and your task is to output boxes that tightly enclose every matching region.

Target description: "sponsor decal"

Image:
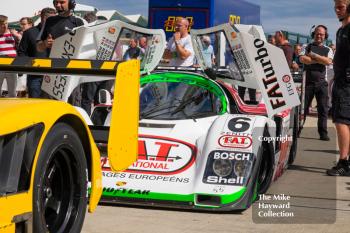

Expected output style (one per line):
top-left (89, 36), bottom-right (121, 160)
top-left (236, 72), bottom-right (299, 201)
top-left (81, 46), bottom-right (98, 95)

top-left (108, 27), bottom-right (116, 34)
top-left (116, 181), bottom-right (127, 186)
top-left (218, 135), bottom-right (252, 149)
top-left (231, 31), bottom-right (237, 39)
top-left (102, 170), bottom-right (126, 178)
top-left (127, 173), bottom-right (190, 183)
top-left (102, 135), bottom-right (196, 175)
top-left (164, 16), bottom-right (193, 32)
top-left (213, 151), bottom-right (251, 160)
top-left (253, 38), bottom-right (286, 110)
top-left (282, 75), bottom-right (295, 96)
top-left (103, 187), bottom-right (150, 195)
top-left (206, 176), bottom-right (244, 185)
top-left (282, 75), bottom-right (290, 83)
top-left (101, 166), bottom-right (190, 183)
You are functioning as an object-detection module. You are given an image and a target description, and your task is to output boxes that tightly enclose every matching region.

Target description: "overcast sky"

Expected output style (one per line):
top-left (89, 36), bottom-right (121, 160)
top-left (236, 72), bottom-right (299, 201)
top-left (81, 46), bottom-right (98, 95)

top-left (78, 0), bottom-right (340, 41)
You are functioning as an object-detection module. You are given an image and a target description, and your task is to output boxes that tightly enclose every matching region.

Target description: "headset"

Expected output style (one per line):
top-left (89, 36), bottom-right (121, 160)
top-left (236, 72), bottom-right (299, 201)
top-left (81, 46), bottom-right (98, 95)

top-left (69, 0), bottom-right (76, 10)
top-left (311, 25), bottom-right (329, 40)
top-left (53, 0), bottom-right (76, 11)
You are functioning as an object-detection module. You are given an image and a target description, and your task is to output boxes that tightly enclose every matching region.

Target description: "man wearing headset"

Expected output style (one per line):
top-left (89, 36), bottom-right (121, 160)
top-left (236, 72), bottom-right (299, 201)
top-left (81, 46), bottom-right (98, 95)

top-left (300, 25), bottom-right (333, 141)
top-left (37, 0), bottom-right (84, 105)
top-left (37, 0), bottom-right (83, 54)
top-left (327, 0), bottom-right (350, 176)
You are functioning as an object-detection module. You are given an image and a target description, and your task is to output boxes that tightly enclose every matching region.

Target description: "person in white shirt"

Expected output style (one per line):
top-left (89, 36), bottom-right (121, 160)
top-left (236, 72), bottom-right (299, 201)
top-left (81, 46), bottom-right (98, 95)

top-left (201, 35), bottom-right (215, 67)
top-left (163, 17), bottom-right (194, 67)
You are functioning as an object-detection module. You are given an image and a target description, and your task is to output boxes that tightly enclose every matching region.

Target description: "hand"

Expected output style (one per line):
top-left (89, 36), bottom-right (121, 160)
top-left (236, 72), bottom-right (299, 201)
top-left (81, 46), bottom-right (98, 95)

top-left (308, 51), bottom-right (317, 60)
top-left (10, 28), bottom-right (18, 35)
top-left (10, 29), bottom-right (22, 39)
top-left (173, 32), bottom-right (181, 41)
top-left (291, 62), bottom-right (299, 71)
top-left (45, 34), bottom-right (54, 48)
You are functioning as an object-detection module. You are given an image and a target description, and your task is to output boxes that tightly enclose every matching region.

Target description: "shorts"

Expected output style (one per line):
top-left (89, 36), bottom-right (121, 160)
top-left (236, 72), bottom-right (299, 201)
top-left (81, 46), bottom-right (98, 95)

top-left (332, 86), bottom-right (350, 125)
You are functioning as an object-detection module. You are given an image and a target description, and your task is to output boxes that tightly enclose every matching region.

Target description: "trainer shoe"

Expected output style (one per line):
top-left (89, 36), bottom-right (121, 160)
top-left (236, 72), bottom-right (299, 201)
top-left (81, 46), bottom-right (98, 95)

top-left (326, 159), bottom-right (350, 176)
top-left (320, 135), bottom-right (330, 141)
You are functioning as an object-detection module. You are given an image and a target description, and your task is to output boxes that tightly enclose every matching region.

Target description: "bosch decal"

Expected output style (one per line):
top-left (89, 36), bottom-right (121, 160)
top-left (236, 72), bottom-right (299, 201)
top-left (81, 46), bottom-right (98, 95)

top-left (203, 150), bottom-right (254, 186)
top-left (218, 135), bottom-right (252, 149)
top-left (213, 151), bottom-right (251, 161)
top-left (253, 38), bottom-right (286, 110)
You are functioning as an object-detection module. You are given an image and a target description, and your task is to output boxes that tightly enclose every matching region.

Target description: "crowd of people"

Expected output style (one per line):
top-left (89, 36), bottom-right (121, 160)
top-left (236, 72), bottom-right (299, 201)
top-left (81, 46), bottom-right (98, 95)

top-left (1, 0), bottom-right (350, 176)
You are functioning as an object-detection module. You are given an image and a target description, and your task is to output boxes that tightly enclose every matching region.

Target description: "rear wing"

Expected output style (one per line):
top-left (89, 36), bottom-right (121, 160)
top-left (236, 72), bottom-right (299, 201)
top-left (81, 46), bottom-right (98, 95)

top-left (191, 23), bottom-right (300, 118)
top-left (0, 57), bottom-right (139, 172)
top-left (42, 20), bottom-right (166, 101)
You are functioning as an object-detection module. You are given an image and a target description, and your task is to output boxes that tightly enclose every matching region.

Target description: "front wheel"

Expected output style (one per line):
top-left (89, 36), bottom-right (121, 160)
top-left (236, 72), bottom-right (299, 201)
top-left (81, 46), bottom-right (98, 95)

top-left (257, 142), bottom-right (274, 194)
top-left (33, 122), bottom-right (88, 233)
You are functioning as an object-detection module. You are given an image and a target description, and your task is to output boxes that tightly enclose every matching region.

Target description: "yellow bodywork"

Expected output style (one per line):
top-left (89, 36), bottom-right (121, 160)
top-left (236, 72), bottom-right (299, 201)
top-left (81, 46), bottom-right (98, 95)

top-left (0, 60), bottom-right (140, 232)
top-left (0, 100), bottom-right (101, 232)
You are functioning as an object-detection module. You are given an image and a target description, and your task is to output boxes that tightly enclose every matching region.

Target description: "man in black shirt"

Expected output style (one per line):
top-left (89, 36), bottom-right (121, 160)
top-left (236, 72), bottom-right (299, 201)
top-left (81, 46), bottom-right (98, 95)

top-left (37, 0), bottom-right (84, 105)
top-left (327, 0), bottom-right (350, 176)
top-left (300, 25), bottom-right (333, 141)
top-left (37, 0), bottom-right (83, 53)
top-left (18, 8), bottom-right (56, 97)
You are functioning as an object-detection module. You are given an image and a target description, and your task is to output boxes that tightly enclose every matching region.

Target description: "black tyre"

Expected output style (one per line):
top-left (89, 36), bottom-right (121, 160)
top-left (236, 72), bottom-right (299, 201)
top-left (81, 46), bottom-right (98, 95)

top-left (288, 109), bottom-right (299, 165)
top-left (257, 129), bottom-right (274, 194)
top-left (33, 122), bottom-right (88, 233)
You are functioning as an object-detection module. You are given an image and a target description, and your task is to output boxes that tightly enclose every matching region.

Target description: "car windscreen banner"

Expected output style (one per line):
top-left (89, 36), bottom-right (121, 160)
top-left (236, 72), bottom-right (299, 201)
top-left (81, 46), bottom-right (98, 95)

top-left (191, 24), bottom-right (300, 118)
top-left (41, 20), bottom-right (166, 101)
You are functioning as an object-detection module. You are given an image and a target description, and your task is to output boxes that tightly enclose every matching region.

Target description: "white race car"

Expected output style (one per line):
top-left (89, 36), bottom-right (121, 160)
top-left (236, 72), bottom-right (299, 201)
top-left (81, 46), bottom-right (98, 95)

top-left (88, 23), bottom-right (301, 211)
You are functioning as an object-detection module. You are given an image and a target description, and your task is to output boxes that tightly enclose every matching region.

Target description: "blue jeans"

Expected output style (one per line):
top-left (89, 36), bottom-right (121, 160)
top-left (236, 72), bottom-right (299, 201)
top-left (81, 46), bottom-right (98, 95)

top-left (27, 75), bottom-right (42, 98)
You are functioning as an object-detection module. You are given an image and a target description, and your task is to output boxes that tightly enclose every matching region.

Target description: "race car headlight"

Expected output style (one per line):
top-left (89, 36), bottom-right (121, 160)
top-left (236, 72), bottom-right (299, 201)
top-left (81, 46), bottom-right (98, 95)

top-left (234, 160), bottom-right (252, 177)
top-left (213, 159), bottom-right (232, 177)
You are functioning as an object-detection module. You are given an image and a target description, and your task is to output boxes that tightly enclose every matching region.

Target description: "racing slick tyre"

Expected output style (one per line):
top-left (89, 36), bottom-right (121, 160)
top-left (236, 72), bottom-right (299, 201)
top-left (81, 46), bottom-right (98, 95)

top-left (257, 134), bottom-right (274, 194)
top-left (33, 122), bottom-right (88, 233)
top-left (288, 108), bottom-right (299, 165)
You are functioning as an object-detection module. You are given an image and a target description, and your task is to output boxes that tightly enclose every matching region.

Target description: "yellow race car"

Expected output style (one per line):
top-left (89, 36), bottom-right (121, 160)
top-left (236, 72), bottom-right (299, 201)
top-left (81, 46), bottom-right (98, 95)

top-left (0, 57), bottom-right (140, 233)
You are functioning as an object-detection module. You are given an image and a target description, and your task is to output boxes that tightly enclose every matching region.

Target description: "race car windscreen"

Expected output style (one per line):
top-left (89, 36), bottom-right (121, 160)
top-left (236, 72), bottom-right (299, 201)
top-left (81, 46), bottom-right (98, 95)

top-left (112, 28), bottom-right (154, 71)
top-left (193, 31), bottom-right (245, 82)
top-left (139, 75), bottom-right (226, 120)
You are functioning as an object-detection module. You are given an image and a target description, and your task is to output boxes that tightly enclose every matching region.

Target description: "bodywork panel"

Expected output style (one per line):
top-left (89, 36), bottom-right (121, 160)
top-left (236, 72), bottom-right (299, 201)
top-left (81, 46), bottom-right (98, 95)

top-left (0, 100), bottom-right (101, 228)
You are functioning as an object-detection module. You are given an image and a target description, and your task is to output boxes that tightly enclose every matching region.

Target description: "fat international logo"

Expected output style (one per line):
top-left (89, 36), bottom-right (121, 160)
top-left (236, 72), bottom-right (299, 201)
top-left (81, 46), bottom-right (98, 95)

top-left (102, 135), bottom-right (197, 175)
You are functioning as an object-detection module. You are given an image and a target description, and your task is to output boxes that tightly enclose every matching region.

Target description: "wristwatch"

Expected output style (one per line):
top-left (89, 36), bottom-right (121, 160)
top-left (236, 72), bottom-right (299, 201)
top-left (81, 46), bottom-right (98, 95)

top-left (175, 40), bottom-right (181, 45)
